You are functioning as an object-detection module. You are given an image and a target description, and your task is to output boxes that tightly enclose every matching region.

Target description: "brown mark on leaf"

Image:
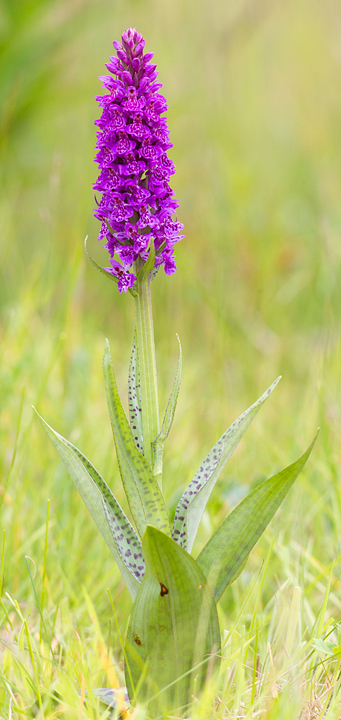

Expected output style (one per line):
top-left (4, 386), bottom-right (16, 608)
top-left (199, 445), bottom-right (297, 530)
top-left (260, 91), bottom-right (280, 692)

top-left (133, 633), bottom-right (142, 646)
top-left (198, 584), bottom-right (203, 590)
top-left (160, 583), bottom-right (168, 597)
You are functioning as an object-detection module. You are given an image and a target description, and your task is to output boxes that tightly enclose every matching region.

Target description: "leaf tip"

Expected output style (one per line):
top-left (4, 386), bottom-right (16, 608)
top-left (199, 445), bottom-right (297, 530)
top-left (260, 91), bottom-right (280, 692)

top-left (265, 375), bottom-right (281, 397)
top-left (313, 427), bottom-right (320, 443)
top-left (103, 338), bottom-right (111, 360)
top-left (272, 375), bottom-right (282, 388)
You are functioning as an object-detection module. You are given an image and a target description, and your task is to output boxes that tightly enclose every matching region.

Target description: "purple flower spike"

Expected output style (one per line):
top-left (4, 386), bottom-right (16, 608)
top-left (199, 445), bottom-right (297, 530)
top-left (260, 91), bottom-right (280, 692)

top-left (93, 28), bottom-right (183, 293)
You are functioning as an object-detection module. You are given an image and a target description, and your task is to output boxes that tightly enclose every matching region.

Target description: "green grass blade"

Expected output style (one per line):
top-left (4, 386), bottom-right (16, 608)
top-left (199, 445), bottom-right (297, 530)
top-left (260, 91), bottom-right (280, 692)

top-left (0, 386), bottom-right (25, 515)
top-left (197, 431), bottom-right (318, 602)
top-left (40, 499), bottom-right (50, 642)
top-left (128, 331), bottom-right (144, 455)
top-left (152, 334), bottom-right (182, 482)
top-left (25, 556), bottom-right (55, 663)
top-left (33, 408), bottom-right (142, 600)
top-left (0, 529), bottom-right (5, 598)
top-left (172, 377), bottom-right (281, 552)
top-left (103, 339), bottom-right (170, 538)
top-left (125, 526), bottom-right (220, 716)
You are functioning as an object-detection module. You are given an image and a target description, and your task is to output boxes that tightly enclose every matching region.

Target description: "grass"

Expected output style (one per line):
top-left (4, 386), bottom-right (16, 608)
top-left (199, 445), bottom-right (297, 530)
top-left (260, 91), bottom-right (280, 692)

top-left (1, 0), bottom-right (341, 716)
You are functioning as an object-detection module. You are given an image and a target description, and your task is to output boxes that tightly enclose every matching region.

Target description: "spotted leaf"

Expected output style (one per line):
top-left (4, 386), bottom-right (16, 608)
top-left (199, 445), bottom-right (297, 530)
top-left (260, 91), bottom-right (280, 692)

top-left (103, 498), bottom-right (145, 583)
top-left (33, 408), bottom-right (141, 600)
top-left (103, 339), bottom-right (170, 539)
top-left (172, 377), bottom-right (281, 552)
top-left (197, 433), bottom-right (318, 601)
top-left (125, 526), bottom-right (220, 716)
top-left (128, 331), bottom-right (144, 455)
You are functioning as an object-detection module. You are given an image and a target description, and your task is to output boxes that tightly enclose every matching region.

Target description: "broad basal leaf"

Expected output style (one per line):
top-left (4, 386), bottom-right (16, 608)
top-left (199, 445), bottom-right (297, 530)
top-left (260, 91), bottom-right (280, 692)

top-left (125, 526), bottom-right (220, 717)
top-left (33, 409), bottom-right (142, 600)
top-left (197, 432), bottom-right (318, 602)
top-left (128, 331), bottom-right (144, 455)
top-left (152, 334), bottom-right (182, 481)
top-left (172, 377), bottom-right (281, 552)
top-left (103, 340), bottom-right (170, 539)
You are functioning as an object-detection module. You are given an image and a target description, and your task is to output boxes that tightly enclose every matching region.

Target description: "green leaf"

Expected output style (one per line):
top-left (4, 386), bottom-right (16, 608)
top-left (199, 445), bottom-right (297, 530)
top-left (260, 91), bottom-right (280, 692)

top-left (125, 526), bottom-right (220, 716)
top-left (33, 409), bottom-right (142, 601)
top-left (150, 263), bottom-right (160, 282)
top-left (172, 377), bottom-right (281, 552)
top-left (312, 638), bottom-right (336, 656)
top-left (137, 238), bottom-right (155, 281)
top-left (103, 340), bottom-right (171, 539)
top-left (128, 331), bottom-right (144, 455)
top-left (197, 432), bottom-right (318, 602)
top-left (152, 334), bottom-right (182, 480)
top-left (84, 236), bottom-right (138, 298)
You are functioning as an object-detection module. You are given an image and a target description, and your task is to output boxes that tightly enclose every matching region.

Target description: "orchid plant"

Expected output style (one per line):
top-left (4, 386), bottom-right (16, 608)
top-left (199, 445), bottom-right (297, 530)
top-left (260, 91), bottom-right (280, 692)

top-left (35, 28), bottom-right (317, 718)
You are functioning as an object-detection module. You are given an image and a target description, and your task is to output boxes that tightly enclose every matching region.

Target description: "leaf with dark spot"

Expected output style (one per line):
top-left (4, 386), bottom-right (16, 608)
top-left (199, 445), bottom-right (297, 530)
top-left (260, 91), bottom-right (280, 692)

top-left (33, 408), bottom-right (141, 601)
top-left (172, 378), bottom-right (281, 552)
top-left (103, 340), bottom-right (170, 539)
top-left (125, 526), bottom-right (220, 715)
top-left (197, 433), bottom-right (318, 601)
top-left (128, 331), bottom-right (144, 455)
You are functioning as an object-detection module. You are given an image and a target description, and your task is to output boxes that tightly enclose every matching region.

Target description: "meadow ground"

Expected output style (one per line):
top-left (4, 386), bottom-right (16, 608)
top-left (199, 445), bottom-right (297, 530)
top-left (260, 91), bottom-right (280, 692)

top-left (1, 0), bottom-right (341, 717)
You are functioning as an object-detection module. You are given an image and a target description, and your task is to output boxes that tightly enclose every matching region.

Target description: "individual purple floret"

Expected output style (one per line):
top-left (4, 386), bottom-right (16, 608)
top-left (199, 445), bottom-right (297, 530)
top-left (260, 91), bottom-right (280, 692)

top-left (93, 28), bottom-right (184, 293)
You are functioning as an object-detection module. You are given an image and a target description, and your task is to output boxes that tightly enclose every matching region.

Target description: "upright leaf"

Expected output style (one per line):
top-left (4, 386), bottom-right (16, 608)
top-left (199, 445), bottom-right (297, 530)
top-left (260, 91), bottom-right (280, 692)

top-left (128, 331), bottom-right (144, 455)
top-left (197, 433), bottom-right (318, 602)
top-left (33, 409), bottom-right (142, 600)
top-left (152, 334), bottom-right (182, 481)
top-left (137, 239), bottom-right (155, 281)
top-left (103, 340), bottom-right (170, 539)
top-left (172, 377), bottom-right (281, 552)
top-left (125, 526), bottom-right (220, 717)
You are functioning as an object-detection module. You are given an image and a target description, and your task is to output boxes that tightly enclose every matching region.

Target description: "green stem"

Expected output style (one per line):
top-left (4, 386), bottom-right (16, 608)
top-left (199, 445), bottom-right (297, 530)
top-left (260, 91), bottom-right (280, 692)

top-left (134, 274), bottom-right (160, 479)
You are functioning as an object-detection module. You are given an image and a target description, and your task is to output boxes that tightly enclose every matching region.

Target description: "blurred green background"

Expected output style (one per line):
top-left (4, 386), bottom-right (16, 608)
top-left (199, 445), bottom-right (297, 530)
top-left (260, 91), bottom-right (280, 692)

top-left (1, 0), bottom-right (341, 650)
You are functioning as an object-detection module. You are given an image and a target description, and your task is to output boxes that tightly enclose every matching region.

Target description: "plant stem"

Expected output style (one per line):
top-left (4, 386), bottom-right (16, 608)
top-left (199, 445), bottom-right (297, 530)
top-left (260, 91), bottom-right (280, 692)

top-left (134, 274), bottom-right (160, 478)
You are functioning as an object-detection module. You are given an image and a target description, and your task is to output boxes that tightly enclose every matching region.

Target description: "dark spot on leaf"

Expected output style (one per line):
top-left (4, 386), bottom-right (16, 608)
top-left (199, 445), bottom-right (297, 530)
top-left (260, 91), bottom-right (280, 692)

top-left (198, 584), bottom-right (203, 590)
top-left (133, 633), bottom-right (142, 646)
top-left (160, 583), bottom-right (168, 597)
